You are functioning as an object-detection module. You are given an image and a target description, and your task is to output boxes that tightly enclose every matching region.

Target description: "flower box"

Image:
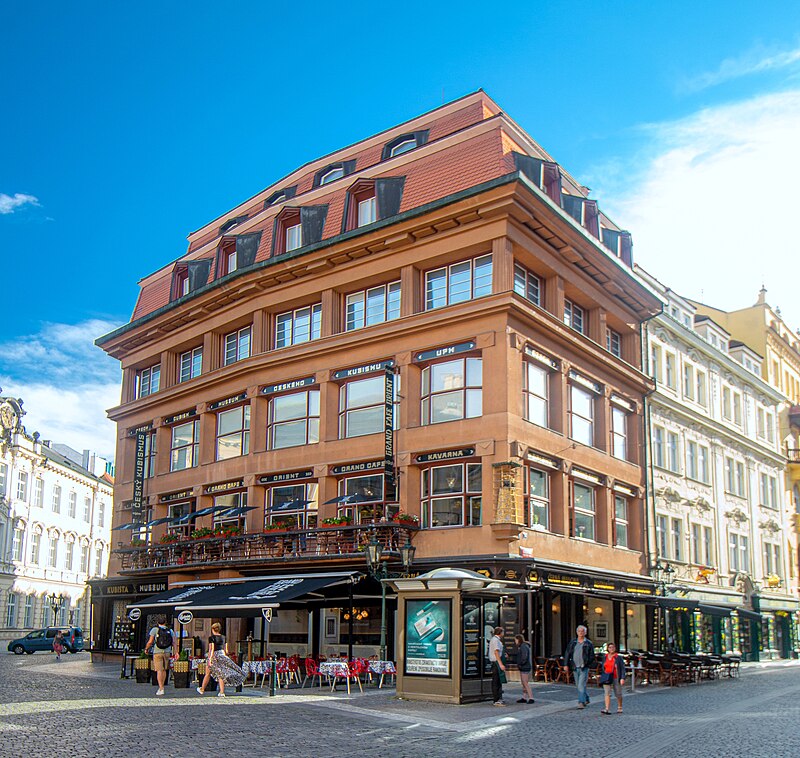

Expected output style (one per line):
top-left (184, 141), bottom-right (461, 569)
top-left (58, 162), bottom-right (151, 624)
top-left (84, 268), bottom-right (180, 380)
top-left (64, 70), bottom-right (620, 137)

top-left (392, 513), bottom-right (419, 526)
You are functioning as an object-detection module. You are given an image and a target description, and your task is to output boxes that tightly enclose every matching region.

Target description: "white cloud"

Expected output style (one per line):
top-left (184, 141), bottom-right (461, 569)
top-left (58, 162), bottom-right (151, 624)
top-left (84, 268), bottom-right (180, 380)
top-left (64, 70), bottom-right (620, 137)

top-left (0, 192), bottom-right (40, 214)
top-left (682, 45), bottom-right (800, 92)
top-left (591, 90), bottom-right (800, 335)
top-left (0, 320), bottom-right (122, 459)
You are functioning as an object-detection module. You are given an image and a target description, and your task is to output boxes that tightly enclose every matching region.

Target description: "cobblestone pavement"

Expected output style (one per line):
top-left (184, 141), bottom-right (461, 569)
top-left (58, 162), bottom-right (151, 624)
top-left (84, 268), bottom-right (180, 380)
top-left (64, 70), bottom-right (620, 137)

top-left (1, 653), bottom-right (798, 758)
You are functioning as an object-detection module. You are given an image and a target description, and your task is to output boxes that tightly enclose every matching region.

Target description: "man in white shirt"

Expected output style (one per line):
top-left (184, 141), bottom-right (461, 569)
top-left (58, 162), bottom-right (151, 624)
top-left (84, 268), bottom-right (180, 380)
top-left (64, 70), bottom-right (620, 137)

top-left (488, 626), bottom-right (506, 706)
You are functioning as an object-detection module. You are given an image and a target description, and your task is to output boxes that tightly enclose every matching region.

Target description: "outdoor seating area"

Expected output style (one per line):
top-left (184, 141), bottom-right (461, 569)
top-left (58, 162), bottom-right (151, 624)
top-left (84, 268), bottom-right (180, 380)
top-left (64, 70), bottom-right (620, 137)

top-left (531, 651), bottom-right (741, 690)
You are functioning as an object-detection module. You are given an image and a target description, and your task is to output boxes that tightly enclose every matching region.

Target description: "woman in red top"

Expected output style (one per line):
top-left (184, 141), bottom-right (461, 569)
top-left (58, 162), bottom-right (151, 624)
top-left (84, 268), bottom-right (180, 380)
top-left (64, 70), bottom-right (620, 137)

top-left (600, 642), bottom-right (626, 714)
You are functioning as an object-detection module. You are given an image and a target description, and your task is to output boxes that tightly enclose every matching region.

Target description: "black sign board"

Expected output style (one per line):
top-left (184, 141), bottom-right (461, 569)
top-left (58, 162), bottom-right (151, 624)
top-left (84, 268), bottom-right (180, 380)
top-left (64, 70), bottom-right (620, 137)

top-left (160, 489), bottom-right (194, 503)
top-left (415, 448), bottom-right (476, 463)
top-left (384, 368), bottom-right (394, 472)
top-left (205, 480), bottom-right (245, 494)
top-left (132, 431), bottom-right (146, 523)
top-left (330, 460), bottom-right (386, 476)
top-left (545, 572), bottom-right (584, 588)
top-left (137, 582), bottom-right (167, 594)
top-left (331, 360), bottom-right (394, 381)
top-left (462, 598), bottom-right (482, 678)
top-left (106, 584), bottom-right (135, 596)
top-left (261, 377), bottom-right (316, 395)
top-left (127, 423), bottom-right (152, 437)
top-left (591, 578), bottom-right (619, 593)
top-left (208, 393), bottom-right (247, 410)
top-left (414, 341), bottom-right (476, 363)
top-left (258, 470), bottom-right (314, 485)
top-left (163, 409), bottom-right (197, 425)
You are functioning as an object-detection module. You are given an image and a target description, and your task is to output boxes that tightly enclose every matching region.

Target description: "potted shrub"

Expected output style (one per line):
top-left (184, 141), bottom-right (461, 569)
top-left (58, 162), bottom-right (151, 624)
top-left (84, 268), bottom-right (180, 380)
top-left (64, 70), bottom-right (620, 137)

top-left (321, 516), bottom-right (352, 528)
top-left (214, 524), bottom-right (242, 538)
top-left (134, 651), bottom-right (151, 683)
top-left (130, 537), bottom-right (147, 547)
top-left (173, 649), bottom-right (191, 689)
top-left (190, 526), bottom-right (214, 540)
top-left (392, 512), bottom-right (419, 526)
top-left (159, 533), bottom-right (182, 544)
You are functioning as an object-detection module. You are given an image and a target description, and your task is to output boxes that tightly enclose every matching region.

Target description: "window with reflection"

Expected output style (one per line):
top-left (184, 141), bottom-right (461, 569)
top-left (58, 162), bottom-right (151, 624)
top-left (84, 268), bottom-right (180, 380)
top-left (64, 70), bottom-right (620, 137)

top-left (422, 463), bottom-right (481, 528)
top-left (265, 483), bottom-right (318, 529)
top-left (421, 357), bottom-right (482, 425)
top-left (216, 405), bottom-right (250, 460)
top-left (572, 482), bottom-right (595, 541)
top-left (269, 390), bottom-right (320, 449)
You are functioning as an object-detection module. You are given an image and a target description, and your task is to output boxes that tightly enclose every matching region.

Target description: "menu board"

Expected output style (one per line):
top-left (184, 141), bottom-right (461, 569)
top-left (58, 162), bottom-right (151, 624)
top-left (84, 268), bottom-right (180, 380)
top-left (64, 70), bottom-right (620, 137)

top-left (462, 598), bottom-right (482, 678)
top-left (405, 599), bottom-right (451, 677)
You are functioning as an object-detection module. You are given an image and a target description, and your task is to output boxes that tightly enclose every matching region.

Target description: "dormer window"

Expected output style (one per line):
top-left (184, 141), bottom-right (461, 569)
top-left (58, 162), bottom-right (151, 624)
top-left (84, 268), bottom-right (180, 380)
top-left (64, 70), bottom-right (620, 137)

top-left (171, 258), bottom-right (213, 301)
top-left (265, 186), bottom-right (297, 208)
top-left (273, 205), bottom-right (328, 256)
top-left (342, 177), bottom-right (405, 232)
top-left (320, 167), bottom-right (344, 185)
top-left (313, 161), bottom-right (356, 188)
top-left (226, 246), bottom-right (237, 274)
top-left (173, 267), bottom-right (190, 299)
top-left (219, 215), bottom-right (247, 234)
top-left (382, 130), bottom-right (428, 160)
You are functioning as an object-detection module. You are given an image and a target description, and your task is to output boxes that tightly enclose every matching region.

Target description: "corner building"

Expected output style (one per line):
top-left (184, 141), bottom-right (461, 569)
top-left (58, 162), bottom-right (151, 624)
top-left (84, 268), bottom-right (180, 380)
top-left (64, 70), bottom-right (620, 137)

top-left (95, 92), bottom-right (661, 664)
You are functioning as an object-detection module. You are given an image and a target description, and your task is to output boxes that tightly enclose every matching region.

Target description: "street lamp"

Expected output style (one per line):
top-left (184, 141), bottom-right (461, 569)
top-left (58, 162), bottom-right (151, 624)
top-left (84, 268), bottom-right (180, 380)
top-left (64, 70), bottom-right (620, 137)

top-left (365, 534), bottom-right (416, 661)
top-left (46, 593), bottom-right (66, 627)
top-left (650, 560), bottom-right (675, 652)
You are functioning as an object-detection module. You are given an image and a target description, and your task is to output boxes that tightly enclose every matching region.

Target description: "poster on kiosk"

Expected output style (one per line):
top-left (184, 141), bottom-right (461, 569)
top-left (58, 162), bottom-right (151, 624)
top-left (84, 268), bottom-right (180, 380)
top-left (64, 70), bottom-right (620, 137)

top-left (404, 599), bottom-right (451, 676)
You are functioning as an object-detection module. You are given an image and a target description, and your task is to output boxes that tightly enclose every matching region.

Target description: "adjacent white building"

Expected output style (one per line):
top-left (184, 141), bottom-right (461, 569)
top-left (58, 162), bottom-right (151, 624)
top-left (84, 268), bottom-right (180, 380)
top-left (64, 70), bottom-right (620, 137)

top-left (639, 270), bottom-right (798, 660)
top-left (0, 393), bottom-right (113, 642)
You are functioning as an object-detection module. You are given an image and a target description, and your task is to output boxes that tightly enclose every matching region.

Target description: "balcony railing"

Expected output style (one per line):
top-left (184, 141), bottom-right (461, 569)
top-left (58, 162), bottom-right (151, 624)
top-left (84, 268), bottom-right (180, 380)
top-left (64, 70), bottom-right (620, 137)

top-left (114, 523), bottom-right (418, 574)
top-left (787, 448), bottom-right (800, 465)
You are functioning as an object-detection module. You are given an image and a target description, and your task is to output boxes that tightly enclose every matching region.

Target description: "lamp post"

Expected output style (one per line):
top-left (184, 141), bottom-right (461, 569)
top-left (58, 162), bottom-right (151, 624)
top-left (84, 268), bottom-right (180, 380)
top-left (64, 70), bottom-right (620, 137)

top-left (46, 593), bottom-right (66, 627)
top-left (365, 534), bottom-right (416, 661)
top-left (651, 559), bottom-right (675, 651)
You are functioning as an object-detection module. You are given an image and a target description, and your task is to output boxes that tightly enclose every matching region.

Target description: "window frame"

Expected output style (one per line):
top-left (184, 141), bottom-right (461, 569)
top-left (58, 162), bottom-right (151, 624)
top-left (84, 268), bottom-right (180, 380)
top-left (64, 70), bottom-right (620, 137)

top-left (420, 356), bottom-right (482, 426)
top-left (523, 358), bottom-right (550, 428)
top-left (421, 462), bottom-right (482, 529)
top-left (223, 326), bottom-right (251, 366)
top-left (569, 383), bottom-right (595, 447)
top-left (572, 482), bottom-right (595, 541)
top-left (424, 254), bottom-right (493, 310)
top-left (170, 419), bottom-right (200, 472)
top-left (339, 374), bottom-right (399, 439)
top-left (563, 299), bottom-right (585, 334)
top-left (136, 364), bottom-right (161, 398)
top-left (345, 281), bottom-right (401, 332)
top-left (178, 346), bottom-right (203, 383)
top-left (268, 388), bottom-right (320, 450)
top-left (275, 304), bottom-right (322, 348)
top-left (513, 263), bottom-right (542, 307)
top-left (528, 467), bottom-right (550, 530)
top-left (265, 482), bottom-right (319, 529)
top-left (215, 403), bottom-right (251, 461)
top-left (614, 494), bottom-right (629, 548)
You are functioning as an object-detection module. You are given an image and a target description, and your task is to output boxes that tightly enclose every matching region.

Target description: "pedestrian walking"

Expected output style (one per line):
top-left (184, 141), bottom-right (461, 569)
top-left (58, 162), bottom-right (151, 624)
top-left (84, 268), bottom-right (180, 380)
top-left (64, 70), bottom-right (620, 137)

top-left (196, 622), bottom-right (245, 698)
top-left (514, 634), bottom-right (534, 704)
top-left (489, 626), bottom-right (507, 706)
top-left (599, 642), bottom-right (625, 715)
top-left (145, 615), bottom-right (175, 696)
top-left (564, 624), bottom-right (596, 709)
top-left (53, 630), bottom-right (65, 661)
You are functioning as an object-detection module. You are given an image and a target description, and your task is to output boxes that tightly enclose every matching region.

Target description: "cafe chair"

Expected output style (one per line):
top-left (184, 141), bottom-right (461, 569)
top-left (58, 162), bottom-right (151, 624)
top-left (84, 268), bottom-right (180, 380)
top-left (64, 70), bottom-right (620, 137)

top-left (302, 657), bottom-right (324, 688)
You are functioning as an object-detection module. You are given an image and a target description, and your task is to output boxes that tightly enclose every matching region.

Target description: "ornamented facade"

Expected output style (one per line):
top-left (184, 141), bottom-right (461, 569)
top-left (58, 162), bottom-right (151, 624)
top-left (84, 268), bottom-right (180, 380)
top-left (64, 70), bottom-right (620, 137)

top-left (0, 392), bottom-right (113, 642)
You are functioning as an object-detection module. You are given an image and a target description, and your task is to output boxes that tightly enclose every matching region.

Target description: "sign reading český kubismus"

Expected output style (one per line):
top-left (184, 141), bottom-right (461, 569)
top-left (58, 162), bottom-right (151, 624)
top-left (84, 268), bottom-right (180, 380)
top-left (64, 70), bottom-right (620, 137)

top-left (405, 599), bottom-right (451, 677)
top-left (132, 430), bottom-right (147, 523)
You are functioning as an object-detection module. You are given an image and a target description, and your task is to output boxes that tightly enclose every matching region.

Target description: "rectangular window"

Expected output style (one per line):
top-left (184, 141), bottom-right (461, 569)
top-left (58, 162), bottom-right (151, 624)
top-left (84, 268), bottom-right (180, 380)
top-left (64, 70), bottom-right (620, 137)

top-left (48, 536), bottom-right (58, 568)
top-left (136, 364), bottom-right (161, 398)
top-left (671, 517), bottom-right (682, 561)
top-left (733, 392), bottom-right (742, 426)
top-left (422, 463), bottom-right (482, 528)
top-left (345, 282), bottom-right (401, 331)
top-left (266, 483), bottom-right (319, 529)
top-left (270, 390), bottom-right (320, 449)
top-left (523, 361), bottom-right (549, 428)
top-left (611, 407), bottom-right (627, 460)
top-left (653, 426), bottom-right (665, 468)
top-left (336, 473), bottom-right (390, 523)
top-left (224, 327), bottom-right (251, 365)
top-left (757, 408), bottom-right (766, 438)
top-left (760, 473), bottom-right (778, 508)
top-left (63, 490), bottom-right (73, 517)
top-left (614, 495), bottom-right (628, 548)
top-left (275, 304), bottom-right (322, 348)
top-left (5, 593), bottom-right (16, 628)
top-left (0, 463), bottom-right (6, 496)
top-left (83, 496), bottom-right (91, 522)
top-left (80, 544), bottom-right (89, 573)
top-left (606, 328), bottom-right (622, 358)
top-left (529, 468), bottom-right (549, 530)
top-left (563, 299), bottom-right (585, 334)
top-left (98, 503), bottom-right (105, 528)
top-left (687, 441), bottom-right (698, 480)
top-left (569, 385), bottom-right (594, 446)
top-left (33, 478), bottom-right (44, 508)
top-left (703, 526), bottom-right (713, 566)
top-left (722, 386), bottom-right (732, 420)
top-left (683, 364), bottom-right (695, 400)
top-left (339, 376), bottom-right (398, 438)
top-left (650, 344), bottom-right (663, 383)
top-left (30, 532), bottom-right (41, 565)
top-left (573, 483), bottom-right (595, 540)
top-left (357, 196), bottom-right (376, 226)
top-left (424, 254), bottom-right (493, 310)
top-left (665, 353), bottom-right (676, 389)
top-left (286, 223), bottom-right (302, 251)
top-left (16, 471), bottom-right (28, 502)
top-left (735, 462), bottom-right (746, 496)
top-left (65, 541), bottom-right (75, 571)
top-left (696, 371), bottom-right (707, 406)
top-left (667, 431), bottom-right (680, 473)
top-left (144, 431), bottom-right (157, 479)
top-left (216, 405), bottom-right (251, 460)
top-left (23, 595), bottom-right (33, 627)
top-left (691, 523), bottom-right (701, 565)
top-left (179, 346), bottom-right (203, 383)
top-left (12, 528), bottom-right (24, 561)
top-left (513, 264), bottom-right (542, 306)
top-left (421, 357), bottom-right (482, 425)
top-left (170, 420), bottom-right (200, 471)
top-left (94, 546), bottom-right (103, 576)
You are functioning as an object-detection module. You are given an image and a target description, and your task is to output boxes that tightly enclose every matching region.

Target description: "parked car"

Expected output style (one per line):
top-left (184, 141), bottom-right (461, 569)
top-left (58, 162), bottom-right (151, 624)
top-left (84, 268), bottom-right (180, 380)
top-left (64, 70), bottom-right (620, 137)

top-left (7, 627), bottom-right (84, 655)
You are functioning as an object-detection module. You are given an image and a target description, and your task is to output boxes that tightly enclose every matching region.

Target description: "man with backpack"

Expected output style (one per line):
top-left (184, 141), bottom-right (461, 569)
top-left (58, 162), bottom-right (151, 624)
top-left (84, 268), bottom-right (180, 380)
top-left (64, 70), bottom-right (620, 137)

top-left (145, 615), bottom-right (175, 696)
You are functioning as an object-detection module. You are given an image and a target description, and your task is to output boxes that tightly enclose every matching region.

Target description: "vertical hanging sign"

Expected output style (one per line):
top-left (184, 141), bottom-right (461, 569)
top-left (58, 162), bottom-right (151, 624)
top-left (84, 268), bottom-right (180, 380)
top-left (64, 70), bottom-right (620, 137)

top-left (384, 368), bottom-right (395, 499)
top-left (132, 431), bottom-right (147, 524)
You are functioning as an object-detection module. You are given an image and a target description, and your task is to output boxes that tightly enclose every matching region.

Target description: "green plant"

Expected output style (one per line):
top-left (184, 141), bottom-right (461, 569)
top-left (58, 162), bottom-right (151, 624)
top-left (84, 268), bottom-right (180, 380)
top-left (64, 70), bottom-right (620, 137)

top-left (213, 524), bottom-right (241, 537)
top-left (138, 650), bottom-right (150, 659)
top-left (392, 512), bottom-right (419, 525)
top-left (190, 526), bottom-right (214, 539)
top-left (159, 533), bottom-right (182, 544)
top-left (321, 516), bottom-right (352, 526)
top-left (130, 537), bottom-right (146, 547)
top-left (178, 648), bottom-right (189, 661)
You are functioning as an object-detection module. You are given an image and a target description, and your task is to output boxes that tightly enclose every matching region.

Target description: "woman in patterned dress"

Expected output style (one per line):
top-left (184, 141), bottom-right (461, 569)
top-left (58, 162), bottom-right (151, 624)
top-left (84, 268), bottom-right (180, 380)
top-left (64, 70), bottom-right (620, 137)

top-left (196, 622), bottom-right (246, 697)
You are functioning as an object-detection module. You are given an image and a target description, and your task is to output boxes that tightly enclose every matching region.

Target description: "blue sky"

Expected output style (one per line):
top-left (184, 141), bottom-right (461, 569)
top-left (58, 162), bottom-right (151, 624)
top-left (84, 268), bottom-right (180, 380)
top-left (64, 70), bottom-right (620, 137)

top-left (2, 1), bottom-right (800, 457)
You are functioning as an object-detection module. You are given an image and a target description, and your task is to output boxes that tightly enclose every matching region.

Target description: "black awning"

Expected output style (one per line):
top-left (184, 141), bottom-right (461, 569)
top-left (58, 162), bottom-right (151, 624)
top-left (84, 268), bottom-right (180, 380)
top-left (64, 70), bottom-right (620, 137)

top-left (735, 608), bottom-right (763, 622)
top-left (127, 583), bottom-right (222, 610)
top-left (657, 597), bottom-right (699, 611)
top-left (172, 572), bottom-right (359, 617)
top-left (698, 603), bottom-right (732, 618)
